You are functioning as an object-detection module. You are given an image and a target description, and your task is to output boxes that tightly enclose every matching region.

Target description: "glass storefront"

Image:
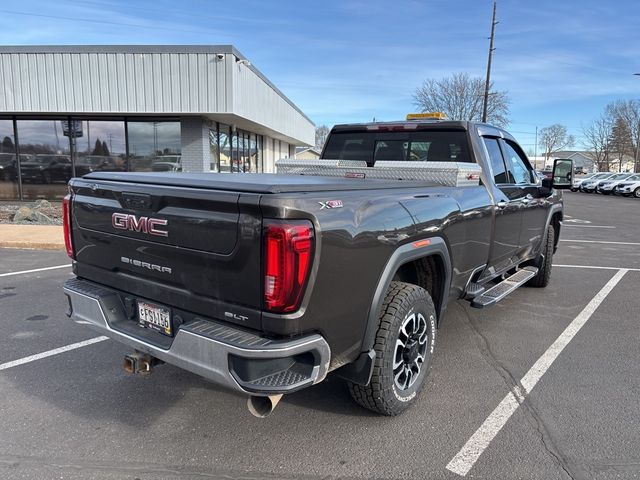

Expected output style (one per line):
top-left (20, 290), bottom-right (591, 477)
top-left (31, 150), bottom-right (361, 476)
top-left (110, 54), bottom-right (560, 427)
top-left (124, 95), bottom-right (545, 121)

top-left (73, 120), bottom-right (127, 175)
top-left (128, 121), bottom-right (181, 172)
top-left (209, 123), bottom-right (263, 173)
top-left (0, 119), bottom-right (18, 200)
top-left (218, 124), bottom-right (232, 173)
top-left (17, 119), bottom-right (72, 200)
top-left (1, 117), bottom-right (264, 201)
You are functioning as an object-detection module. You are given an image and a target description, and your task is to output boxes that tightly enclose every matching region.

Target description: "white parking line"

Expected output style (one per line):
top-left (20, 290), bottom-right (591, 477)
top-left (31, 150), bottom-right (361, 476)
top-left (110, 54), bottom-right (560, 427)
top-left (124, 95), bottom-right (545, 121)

top-left (562, 225), bottom-right (615, 229)
top-left (560, 239), bottom-right (640, 246)
top-left (554, 264), bottom-right (640, 272)
top-left (446, 269), bottom-right (628, 477)
top-left (0, 336), bottom-right (108, 372)
top-left (0, 264), bottom-right (71, 277)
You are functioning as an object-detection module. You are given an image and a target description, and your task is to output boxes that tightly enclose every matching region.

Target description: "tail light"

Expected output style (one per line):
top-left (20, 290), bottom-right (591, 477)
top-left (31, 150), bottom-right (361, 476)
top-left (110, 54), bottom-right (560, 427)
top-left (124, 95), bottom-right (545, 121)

top-left (62, 194), bottom-right (74, 259)
top-left (263, 220), bottom-right (314, 313)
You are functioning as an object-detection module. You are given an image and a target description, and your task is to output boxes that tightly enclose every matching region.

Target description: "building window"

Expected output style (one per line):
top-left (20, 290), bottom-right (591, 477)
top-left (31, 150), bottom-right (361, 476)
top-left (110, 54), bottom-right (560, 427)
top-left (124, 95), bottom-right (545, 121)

top-left (209, 125), bottom-right (220, 172)
top-left (0, 119), bottom-right (18, 200)
top-left (73, 120), bottom-right (126, 175)
top-left (127, 121), bottom-right (181, 172)
top-left (219, 124), bottom-right (231, 173)
top-left (15, 119), bottom-right (72, 200)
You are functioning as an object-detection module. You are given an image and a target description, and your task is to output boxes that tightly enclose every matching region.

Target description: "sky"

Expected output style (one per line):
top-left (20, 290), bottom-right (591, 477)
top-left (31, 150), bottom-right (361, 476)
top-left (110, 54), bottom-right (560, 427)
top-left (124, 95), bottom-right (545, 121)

top-left (0, 0), bottom-right (639, 154)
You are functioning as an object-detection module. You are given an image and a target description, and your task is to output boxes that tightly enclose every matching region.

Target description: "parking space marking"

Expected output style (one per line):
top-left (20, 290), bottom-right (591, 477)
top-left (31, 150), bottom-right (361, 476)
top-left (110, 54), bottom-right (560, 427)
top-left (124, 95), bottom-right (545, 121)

top-left (560, 239), bottom-right (640, 246)
top-left (0, 336), bottom-right (108, 372)
top-left (562, 225), bottom-right (615, 229)
top-left (554, 264), bottom-right (640, 272)
top-left (0, 264), bottom-right (71, 277)
top-left (446, 269), bottom-right (628, 477)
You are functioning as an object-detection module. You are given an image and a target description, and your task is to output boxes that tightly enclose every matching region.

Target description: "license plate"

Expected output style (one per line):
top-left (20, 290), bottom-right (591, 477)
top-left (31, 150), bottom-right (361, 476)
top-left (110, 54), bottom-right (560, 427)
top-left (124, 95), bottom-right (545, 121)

top-left (137, 301), bottom-right (172, 336)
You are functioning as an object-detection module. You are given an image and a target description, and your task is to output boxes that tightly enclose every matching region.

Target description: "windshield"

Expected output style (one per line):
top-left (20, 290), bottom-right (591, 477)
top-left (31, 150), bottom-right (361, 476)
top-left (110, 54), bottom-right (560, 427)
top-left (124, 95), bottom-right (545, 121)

top-left (322, 130), bottom-right (472, 164)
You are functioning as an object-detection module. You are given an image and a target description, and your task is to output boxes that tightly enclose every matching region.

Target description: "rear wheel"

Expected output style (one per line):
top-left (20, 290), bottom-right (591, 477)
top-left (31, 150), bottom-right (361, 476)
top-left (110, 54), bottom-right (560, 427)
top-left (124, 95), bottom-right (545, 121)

top-left (348, 281), bottom-right (436, 416)
top-left (527, 224), bottom-right (555, 288)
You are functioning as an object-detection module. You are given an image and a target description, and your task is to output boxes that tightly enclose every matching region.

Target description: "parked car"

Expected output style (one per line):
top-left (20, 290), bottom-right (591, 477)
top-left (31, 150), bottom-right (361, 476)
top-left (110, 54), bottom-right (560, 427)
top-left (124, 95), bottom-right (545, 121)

top-left (20, 154), bottom-right (72, 183)
top-left (0, 153), bottom-right (35, 181)
top-left (151, 155), bottom-right (182, 172)
top-left (75, 156), bottom-right (125, 176)
top-left (571, 172), bottom-right (596, 192)
top-left (62, 115), bottom-right (571, 417)
top-left (615, 175), bottom-right (640, 197)
top-left (596, 173), bottom-right (634, 195)
top-left (580, 173), bottom-right (616, 193)
top-left (0, 152), bottom-right (17, 181)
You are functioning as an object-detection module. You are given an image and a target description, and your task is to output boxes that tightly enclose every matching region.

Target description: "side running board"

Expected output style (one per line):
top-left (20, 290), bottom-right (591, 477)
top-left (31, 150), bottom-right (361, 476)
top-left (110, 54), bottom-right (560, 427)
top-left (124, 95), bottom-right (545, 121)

top-left (470, 267), bottom-right (538, 309)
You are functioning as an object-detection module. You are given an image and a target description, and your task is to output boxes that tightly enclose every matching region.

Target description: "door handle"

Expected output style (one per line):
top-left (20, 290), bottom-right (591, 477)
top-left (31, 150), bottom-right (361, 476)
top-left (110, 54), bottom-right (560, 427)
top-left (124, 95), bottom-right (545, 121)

top-left (496, 200), bottom-right (508, 209)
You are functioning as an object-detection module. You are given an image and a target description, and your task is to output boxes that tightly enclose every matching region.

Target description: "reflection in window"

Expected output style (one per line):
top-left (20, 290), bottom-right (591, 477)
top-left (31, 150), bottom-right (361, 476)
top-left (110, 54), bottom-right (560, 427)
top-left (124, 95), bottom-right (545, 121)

top-left (127, 121), bottom-right (181, 172)
top-left (73, 120), bottom-right (126, 175)
top-left (16, 120), bottom-right (71, 200)
top-left (249, 134), bottom-right (257, 173)
top-left (219, 124), bottom-right (231, 173)
top-left (483, 138), bottom-right (509, 184)
top-left (502, 140), bottom-right (533, 184)
top-left (209, 128), bottom-right (220, 172)
top-left (0, 120), bottom-right (18, 200)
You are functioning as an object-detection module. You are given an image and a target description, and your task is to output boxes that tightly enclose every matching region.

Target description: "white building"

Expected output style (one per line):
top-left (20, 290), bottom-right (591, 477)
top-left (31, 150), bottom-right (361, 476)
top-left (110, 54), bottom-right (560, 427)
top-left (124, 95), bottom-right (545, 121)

top-left (0, 45), bottom-right (315, 201)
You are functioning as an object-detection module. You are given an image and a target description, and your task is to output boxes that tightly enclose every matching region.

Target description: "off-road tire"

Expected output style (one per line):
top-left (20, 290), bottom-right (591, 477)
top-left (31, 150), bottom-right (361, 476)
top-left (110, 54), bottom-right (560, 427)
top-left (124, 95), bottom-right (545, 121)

top-left (348, 281), bottom-right (437, 416)
top-left (527, 224), bottom-right (555, 287)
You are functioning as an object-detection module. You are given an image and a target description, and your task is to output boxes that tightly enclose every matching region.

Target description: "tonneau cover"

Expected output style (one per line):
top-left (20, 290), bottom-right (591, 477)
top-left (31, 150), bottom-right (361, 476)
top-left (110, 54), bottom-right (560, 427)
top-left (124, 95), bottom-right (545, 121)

top-left (82, 172), bottom-right (432, 193)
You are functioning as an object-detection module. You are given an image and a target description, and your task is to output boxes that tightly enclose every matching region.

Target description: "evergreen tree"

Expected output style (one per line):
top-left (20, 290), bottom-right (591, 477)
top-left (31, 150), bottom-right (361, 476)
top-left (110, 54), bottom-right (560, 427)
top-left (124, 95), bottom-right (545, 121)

top-left (92, 138), bottom-right (104, 156)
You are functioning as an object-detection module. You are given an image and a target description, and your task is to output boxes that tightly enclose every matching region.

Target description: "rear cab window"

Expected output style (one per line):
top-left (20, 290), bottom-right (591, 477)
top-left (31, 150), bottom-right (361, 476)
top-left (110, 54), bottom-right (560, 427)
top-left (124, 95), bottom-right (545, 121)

top-left (322, 130), bottom-right (473, 165)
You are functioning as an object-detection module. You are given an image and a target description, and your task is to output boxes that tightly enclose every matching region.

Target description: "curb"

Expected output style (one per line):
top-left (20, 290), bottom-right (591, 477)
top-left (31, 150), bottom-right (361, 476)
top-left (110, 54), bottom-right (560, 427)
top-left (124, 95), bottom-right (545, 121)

top-left (0, 241), bottom-right (65, 250)
top-left (0, 225), bottom-right (65, 251)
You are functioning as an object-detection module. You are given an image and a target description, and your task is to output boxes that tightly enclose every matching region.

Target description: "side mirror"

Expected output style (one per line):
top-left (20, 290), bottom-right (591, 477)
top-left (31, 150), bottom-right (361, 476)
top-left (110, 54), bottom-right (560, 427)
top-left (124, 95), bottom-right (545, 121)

top-left (551, 159), bottom-right (573, 189)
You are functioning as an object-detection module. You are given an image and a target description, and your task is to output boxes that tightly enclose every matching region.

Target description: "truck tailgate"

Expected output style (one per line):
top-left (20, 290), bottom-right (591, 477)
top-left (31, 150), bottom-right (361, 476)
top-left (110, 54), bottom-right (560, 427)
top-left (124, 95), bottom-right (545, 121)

top-left (69, 178), bottom-right (263, 329)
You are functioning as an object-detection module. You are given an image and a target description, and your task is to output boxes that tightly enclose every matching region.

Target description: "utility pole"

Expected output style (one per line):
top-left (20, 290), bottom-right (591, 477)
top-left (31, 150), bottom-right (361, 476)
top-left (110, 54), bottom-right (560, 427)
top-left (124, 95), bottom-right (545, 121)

top-left (482, 2), bottom-right (497, 123)
top-left (534, 126), bottom-right (538, 168)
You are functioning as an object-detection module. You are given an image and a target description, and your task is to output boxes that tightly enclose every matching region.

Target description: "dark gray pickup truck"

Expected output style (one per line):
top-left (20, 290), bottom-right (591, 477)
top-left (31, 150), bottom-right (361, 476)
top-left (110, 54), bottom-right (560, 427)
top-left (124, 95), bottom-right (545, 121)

top-left (62, 117), bottom-right (572, 416)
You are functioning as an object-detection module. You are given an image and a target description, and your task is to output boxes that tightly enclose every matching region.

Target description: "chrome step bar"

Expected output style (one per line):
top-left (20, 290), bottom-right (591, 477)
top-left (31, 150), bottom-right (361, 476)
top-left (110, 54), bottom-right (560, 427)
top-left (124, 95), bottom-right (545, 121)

top-left (470, 267), bottom-right (538, 309)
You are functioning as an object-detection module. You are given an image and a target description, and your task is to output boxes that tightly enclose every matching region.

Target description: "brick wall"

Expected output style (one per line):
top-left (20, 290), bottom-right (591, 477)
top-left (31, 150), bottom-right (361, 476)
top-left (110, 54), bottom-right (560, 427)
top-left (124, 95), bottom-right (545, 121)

top-left (180, 117), bottom-right (211, 172)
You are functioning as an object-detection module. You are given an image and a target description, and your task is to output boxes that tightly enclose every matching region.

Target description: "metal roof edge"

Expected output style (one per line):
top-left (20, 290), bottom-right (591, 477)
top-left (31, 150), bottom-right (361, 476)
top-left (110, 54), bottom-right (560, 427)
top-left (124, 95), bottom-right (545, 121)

top-left (0, 44), bottom-right (315, 127)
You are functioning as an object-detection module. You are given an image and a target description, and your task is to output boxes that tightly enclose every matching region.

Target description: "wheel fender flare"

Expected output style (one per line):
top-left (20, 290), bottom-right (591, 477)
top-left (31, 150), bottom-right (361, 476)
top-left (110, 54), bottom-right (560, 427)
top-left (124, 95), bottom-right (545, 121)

top-left (540, 204), bottom-right (563, 253)
top-left (361, 237), bottom-right (452, 353)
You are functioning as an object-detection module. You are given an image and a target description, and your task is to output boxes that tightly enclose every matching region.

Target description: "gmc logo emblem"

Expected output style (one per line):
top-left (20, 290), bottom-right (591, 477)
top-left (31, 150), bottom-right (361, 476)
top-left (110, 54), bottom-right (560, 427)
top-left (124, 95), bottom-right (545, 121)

top-left (112, 213), bottom-right (168, 237)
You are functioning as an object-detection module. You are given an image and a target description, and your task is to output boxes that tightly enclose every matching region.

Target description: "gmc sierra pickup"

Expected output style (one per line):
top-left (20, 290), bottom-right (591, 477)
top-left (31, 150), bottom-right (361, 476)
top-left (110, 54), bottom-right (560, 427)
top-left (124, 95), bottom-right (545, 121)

top-left (62, 116), bottom-right (572, 417)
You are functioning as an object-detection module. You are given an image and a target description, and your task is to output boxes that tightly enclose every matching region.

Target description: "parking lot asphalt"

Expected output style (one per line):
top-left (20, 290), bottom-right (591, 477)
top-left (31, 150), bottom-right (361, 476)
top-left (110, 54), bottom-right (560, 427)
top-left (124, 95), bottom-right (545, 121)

top-left (0, 191), bottom-right (639, 480)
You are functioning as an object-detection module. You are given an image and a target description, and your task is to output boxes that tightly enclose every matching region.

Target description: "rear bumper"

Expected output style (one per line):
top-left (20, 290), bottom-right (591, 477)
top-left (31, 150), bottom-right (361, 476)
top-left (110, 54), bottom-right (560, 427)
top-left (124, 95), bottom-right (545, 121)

top-left (63, 278), bottom-right (331, 395)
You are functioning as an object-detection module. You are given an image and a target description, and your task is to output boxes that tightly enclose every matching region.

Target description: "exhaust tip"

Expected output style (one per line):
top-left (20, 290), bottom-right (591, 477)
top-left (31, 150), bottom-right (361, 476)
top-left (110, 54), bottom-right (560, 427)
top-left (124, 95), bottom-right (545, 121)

top-left (247, 394), bottom-right (283, 418)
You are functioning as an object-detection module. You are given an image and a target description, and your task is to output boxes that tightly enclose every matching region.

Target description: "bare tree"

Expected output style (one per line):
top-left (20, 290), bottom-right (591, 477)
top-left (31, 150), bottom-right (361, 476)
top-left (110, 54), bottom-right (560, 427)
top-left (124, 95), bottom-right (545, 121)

top-left (412, 72), bottom-right (510, 127)
top-left (606, 100), bottom-right (640, 173)
top-left (582, 115), bottom-right (612, 172)
top-left (315, 125), bottom-right (330, 151)
top-left (538, 124), bottom-right (575, 160)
